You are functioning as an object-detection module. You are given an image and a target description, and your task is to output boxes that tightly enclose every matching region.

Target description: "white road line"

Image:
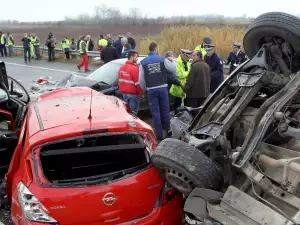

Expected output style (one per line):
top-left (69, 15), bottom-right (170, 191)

top-left (5, 62), bottom-right (83, 74)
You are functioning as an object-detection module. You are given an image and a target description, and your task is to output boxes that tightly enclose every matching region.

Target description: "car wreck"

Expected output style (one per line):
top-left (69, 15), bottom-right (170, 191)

top-left (152, 12), bottom-right (300, 225)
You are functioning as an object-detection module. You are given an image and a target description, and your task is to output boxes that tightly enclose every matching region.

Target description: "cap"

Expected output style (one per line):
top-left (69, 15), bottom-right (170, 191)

top-left (203, 37), bottom-right (212, 44)
top-left (181, 49), bottom-right (192, 55)
top-left (232, 42), bottom-right (241, 48)
top-left (107, 39), bottom-right (113, 45)
top-left (204, 43), bottom-right (215, 51)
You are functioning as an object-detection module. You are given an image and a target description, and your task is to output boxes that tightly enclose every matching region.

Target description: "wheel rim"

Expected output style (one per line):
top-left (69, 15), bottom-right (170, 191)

top-left (164, 168), bottom-right (194, 194)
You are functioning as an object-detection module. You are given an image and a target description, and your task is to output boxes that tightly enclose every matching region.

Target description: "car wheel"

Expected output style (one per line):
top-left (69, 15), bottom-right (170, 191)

top-left (151, 138), bottom-right (224, 195)
top-left (243, 12), bottom-right (300, 59)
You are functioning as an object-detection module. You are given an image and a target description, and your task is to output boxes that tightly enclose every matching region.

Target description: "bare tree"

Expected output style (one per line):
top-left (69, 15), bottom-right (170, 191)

top-left (128, 7), bottom-right (142, 25)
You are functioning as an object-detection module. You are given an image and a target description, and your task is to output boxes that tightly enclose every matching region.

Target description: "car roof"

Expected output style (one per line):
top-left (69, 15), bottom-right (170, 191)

top-left (26, 87), bottom-right (152, 144)
top-left (110, 56), bottom-right (145, 65)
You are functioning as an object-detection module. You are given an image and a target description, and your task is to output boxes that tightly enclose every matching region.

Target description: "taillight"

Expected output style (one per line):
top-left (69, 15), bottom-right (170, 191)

top-left (161, 182), bottom-right (177, 206)
top-left (17, 182), bottom-right (58, 223)
top-left (144, 133), bottom-right (156, 153)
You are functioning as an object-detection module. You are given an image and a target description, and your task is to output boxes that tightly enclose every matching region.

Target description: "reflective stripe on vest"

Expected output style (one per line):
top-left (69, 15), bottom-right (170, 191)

top-left (62, 39), bottom-right (70, 49)
top-left (79, 40), bottom-right (85, 54)
top-left (98, 39), bottom-right (107, 46)
top-left (119, 79), bottom-right (139, 85)
top-left (32, 36), bottom-right (40, 46)
top-left (0, 35), bottom-right (5, 45)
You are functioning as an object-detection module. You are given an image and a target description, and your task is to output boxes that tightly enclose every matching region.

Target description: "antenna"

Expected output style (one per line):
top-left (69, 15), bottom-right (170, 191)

top-left (88, 89), bottom-right (93, 120)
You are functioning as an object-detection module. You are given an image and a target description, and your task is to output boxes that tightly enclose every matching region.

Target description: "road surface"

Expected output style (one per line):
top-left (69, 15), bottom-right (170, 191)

top-left (2, 57), bottom-right (99, 90)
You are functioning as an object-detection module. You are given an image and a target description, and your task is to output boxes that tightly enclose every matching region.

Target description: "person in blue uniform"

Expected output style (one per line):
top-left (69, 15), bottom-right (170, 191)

top-left (139, 42), bottom-right (182, 141)
top-left (204, 44), bottom-right (224, 93)
top-left (225, 43), bottom-right (247, 74)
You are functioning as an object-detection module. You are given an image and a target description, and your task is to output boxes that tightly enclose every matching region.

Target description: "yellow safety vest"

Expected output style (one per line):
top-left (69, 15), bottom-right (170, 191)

top-left (194, 45), bottom-right (207, 57)
top-left (31, 36), bottom-right (40, 46)
top-left (98, 39), bottom-right (107, 46)
top-left (7, 36), bottom-right (13, 46)
top-left (79, 40), bottom-right (86, 54)
top-left (62, 39), bottom-right (70, 49)
top-left (0, 35), bottom-right (5, 45)
top-left (169, 55), bottom-right (191, 98)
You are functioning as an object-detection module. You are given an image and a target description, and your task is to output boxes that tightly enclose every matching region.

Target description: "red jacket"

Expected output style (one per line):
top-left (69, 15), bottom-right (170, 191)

top-left (118, 61), bottom-right (143, 95)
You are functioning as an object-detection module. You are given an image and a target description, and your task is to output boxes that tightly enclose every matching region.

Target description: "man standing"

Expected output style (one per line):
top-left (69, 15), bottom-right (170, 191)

top-left (7, 33), bottom-right (14, 57)
top-left (118, 50), bottom-right (143, 114)
top-left (183, 51), bottom-right (210, 108)
top-left (194, 36), bottom-right (212, 57)
top-left (101, 39), bottom-right (119, 64)
top-left (77, 36), bottom-right (90, 72)
top-left (127, 32), bottom-right (136, 50)
top-left (139, 42), bottom-right (178, 141)
top-left (31, 33), bottom-right (41, 60)
top-left (170, 49), bottom-right (192, 114)
top-left (204, 44), bottom-right (224, 93)
top-left (114, 35), bottom-right (123, 57)
top-left (61, 37), bottom-right (70, 60)
top-left (0, 32), bottom-right (7, 57)
top-left (225, 42), bottom-right (247, 74)
top-left (21, 33), bottom-right (31, 63)
top-left (46, 32), bottom-right (56, 62)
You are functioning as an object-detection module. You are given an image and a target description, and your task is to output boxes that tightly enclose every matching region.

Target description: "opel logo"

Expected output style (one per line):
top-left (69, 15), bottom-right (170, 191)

top-left (102, 192), bottom-right (117, 206)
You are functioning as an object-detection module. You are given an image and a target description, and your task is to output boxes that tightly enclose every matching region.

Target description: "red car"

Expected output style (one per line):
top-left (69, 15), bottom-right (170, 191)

top-left (0, 61), bottom-right (183, 225)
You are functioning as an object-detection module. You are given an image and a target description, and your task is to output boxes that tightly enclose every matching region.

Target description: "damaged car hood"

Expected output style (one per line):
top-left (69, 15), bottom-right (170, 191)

top-left (56, 74), bottom-right (99, 88)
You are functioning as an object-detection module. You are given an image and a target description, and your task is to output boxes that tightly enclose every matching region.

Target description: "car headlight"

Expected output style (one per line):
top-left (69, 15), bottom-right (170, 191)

top-left (17, 182), bottom-right (57, 223)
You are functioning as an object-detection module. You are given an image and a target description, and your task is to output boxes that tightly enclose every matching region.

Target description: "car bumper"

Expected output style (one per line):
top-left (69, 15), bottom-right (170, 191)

top-left (11, 194), bottom-right (183, 225)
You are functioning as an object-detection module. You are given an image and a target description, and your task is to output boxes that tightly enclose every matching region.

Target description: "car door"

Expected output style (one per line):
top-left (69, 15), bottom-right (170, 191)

top-left (0, 110), bottom-right (18, 179)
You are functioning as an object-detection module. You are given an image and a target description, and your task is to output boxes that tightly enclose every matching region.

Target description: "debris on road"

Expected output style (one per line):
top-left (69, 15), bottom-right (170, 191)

top-left (29, 76), bottom-right (58, 93)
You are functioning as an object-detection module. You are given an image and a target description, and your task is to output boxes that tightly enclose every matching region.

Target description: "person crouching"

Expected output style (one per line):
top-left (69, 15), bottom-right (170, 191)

top-left (118, 50), bottom-right (143, 114)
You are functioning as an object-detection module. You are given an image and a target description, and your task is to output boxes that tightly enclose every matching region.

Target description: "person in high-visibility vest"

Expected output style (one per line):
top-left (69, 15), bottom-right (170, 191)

top-left (61, 37), bottom-right (70, 60)
top-left (169, 49), bottom-right (192, 114)
top-left (194, 37), bottom-right (212, 57)
top-left (77, 36), bottom-right (90, 72)
top-left (98, 34), bottom-right (107, 63)
top-left (28, 34), bottom-right (35, 59)
top-left (31, 33), bottom-right (41, 60)
top-left (7, 33), bottom-right (14, 57)
top-left (0, 31), bottom-right (7, 57)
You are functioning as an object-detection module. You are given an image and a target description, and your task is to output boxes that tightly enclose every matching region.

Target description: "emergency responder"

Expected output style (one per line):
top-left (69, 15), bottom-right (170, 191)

top-left (194, 36), bottom-right (212, 57)
top-left (118, 50), bottom-right (143, 114)
top-left (204, 44), bottom-right (224, 93)
top-left (0, 32), bottom-right (7, 57)
top-left (139, 42), bottom-right (181, 141)
top-left (28, 34), bottom-right (35, 59)
top-left (170, 49), bottom-right (192, 114)
top-left (61, 37), bottom-right (70, 60)
top-left (7, 33), bottom-right (14, 57)
top-left (98, 34), bottom-right (107, 60)
top-left (77, 36), bottom-right (90, 72)
top-left (183, 51), bottom-right (210, 108)
top-left (101, 39), bottom-right (118, 64)
top-left (31, 33), bottom-right (41, 60)
top-left (225, 42), bottom-right (247, 74)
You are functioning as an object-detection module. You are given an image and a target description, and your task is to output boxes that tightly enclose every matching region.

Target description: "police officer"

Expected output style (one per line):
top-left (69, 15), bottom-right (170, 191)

top-left (225, 43), bottom-right (247, 74)
top-left (194, 37), bottom-right (212, 57)
top-left (139, 42), bottom-right (181, 141)
top-left (204, 43), bottom-right (224, 93)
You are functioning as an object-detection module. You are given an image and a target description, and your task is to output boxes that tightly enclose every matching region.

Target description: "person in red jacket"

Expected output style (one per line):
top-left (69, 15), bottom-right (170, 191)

top-left (118, 50), bottom-right (143, 114)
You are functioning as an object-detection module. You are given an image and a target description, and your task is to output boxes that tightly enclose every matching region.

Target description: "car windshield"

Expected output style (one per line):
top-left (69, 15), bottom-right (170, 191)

top-left (87, 62), bottom-right (121, 85)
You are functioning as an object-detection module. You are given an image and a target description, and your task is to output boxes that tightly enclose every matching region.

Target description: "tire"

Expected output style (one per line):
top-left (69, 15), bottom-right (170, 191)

top-left (243, 12), bottom-right (300, 58)
top-left (151, 138), bottom-right (224, 195)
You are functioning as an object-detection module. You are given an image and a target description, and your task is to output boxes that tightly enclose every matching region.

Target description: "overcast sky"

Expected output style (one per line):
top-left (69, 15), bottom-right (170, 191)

top-left (2, 0), bottom-right (299, 22)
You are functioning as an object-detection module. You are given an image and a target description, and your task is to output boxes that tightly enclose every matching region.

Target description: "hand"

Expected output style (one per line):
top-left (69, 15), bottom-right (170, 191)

top-left (224, 60), bottom-right (228, 64)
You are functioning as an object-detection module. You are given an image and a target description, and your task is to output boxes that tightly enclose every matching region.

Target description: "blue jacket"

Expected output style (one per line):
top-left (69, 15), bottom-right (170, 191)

top-left (204, 52), bottom-right (224, 93)
top-left (139, 52), bottom-right (180, 91)
top-left (113, 39), bottom-right (123, 57)
top-left (226, 51), bottom-right (247, 74)
top-left (21, 37), bottom-right (31, 48)
top-left (120, 44), bottom-right (132, 58)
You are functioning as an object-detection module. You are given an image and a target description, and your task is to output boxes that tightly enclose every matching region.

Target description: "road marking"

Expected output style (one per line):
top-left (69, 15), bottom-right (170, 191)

top-left (5, 62), bottom-right (84, 74)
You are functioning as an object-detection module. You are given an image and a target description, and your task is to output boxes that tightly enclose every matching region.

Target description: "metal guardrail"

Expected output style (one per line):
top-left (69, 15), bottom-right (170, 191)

top-left (4, 45), bottom-right (230, 69)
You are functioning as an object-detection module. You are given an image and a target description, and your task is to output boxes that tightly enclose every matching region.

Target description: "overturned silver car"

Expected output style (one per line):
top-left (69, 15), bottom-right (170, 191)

top-left (152, 12), bottom-right (300, 225)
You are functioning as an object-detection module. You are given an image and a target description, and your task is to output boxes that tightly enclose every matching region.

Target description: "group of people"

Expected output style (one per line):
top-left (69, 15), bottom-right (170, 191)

top-left (117, 37), bottom-right (247, 141)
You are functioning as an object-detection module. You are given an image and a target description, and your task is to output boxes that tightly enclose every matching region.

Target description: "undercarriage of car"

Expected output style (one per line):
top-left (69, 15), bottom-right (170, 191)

top-left (152, 12), bottom-right (300, 225)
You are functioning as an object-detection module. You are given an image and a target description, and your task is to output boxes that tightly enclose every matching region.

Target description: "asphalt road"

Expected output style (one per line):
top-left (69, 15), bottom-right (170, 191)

top-left (1, 57), bottom-right (99, 90)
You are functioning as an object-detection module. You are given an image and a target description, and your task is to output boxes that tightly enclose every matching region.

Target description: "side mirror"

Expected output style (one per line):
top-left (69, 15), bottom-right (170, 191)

top-left (0, 110), bottom-right (15, 131)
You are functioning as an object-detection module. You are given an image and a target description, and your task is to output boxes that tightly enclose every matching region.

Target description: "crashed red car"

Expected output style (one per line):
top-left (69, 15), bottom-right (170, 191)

top-left (0, 62), bottom-right (183, 225)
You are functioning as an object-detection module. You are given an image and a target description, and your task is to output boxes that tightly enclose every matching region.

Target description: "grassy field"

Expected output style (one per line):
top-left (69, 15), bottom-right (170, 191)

top-left (1, 23), bottom-right (246, 59)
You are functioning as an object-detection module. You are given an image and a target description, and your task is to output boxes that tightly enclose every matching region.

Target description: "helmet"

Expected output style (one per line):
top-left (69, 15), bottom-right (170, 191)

top-left (203, 37), bottom-right (212, 45)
